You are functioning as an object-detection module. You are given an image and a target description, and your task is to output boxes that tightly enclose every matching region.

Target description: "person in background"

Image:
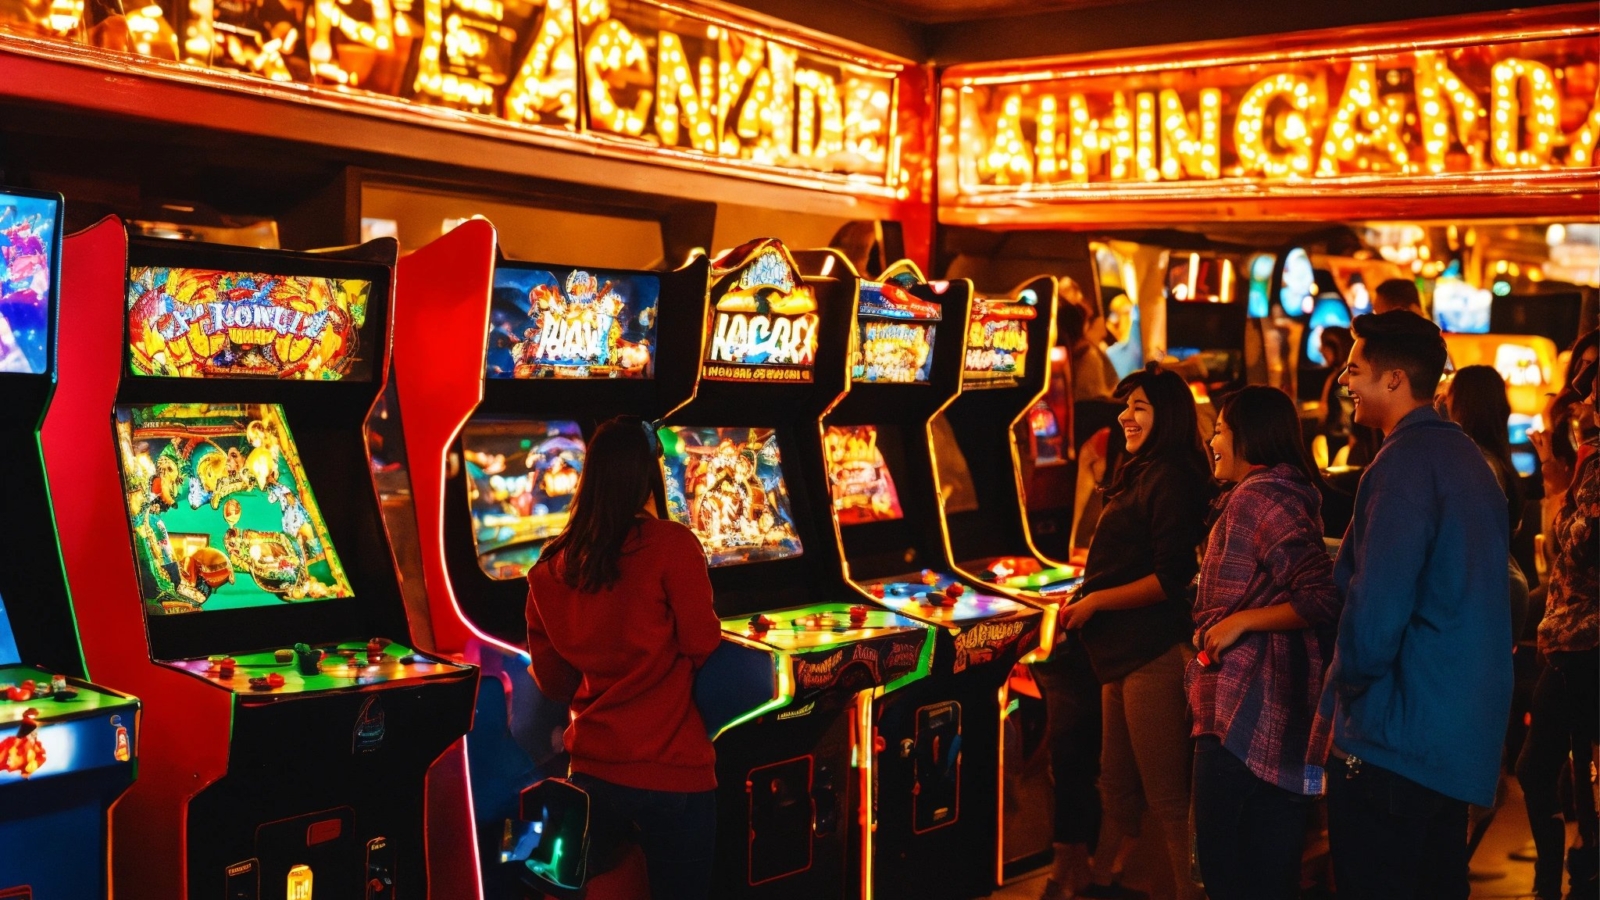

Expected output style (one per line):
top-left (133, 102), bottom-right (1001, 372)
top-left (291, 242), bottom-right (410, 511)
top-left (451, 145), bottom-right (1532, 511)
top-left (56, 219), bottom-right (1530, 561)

top-left (1063, 299), bottom-right (1120, 404)
top-left (1441, 364), bottom-right (1531, 865)
top-left (1060, 363), bottom-right (1214, 900)
top-left (1532, 329), bottom-right (1599, 502)
top-left (1517, 346), bottom-right (1599, 900)
top-left (525, 417), bottom-right (722, 900)
top-left (1372, 277), bottom-right (1424, 315)
top-left (1323, 310), bottom-right (1513, 898)
top-left (1189, 386), bottom-right (1342, 900)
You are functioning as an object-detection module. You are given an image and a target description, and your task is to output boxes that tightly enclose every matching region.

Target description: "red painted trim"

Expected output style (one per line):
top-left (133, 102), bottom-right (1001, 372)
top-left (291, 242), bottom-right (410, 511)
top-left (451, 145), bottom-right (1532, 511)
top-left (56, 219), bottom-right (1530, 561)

top-left (391, 220), bottom-right (500, 658)
top-left (42, 216), bottom-right (232, 900)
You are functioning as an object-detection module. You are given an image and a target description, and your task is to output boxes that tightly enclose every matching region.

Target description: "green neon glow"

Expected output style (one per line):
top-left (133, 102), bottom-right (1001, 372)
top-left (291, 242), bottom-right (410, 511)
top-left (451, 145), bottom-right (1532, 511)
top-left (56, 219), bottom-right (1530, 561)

top-left (1005, 698), bottom-right (1020, 717)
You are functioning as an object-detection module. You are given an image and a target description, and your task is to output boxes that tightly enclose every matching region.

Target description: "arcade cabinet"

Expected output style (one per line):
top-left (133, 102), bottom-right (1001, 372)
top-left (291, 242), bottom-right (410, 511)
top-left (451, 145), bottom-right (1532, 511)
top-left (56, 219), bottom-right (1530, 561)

top-left (806, 255), bottom-right (1047, 900)
top-left (667, 239), bottom-right (936, 900)
top-left (42, 219), bottom-right (478, 900)
top-left (0, 191), bottom-right (141, 900)
top-left (380, 221), bottom-right (709, 895)
top-left (935, 277), bottom-right (1081, 600)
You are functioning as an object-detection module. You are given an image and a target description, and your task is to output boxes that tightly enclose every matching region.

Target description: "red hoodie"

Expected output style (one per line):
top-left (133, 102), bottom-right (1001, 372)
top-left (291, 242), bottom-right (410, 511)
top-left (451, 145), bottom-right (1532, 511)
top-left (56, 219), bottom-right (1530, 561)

top-left (526, 517), bottom-right (722, 792)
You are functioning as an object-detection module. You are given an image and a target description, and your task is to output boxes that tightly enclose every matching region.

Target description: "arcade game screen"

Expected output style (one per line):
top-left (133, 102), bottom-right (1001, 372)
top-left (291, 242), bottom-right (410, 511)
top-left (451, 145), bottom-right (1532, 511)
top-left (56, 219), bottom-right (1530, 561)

top-left (963, 298), bottom-right (1034, 388)
top-left (824, 425), bottom-right (904, 525)
top-left (125, 266), bottom-right (374, 380)
top-left (487, 266), bottom-right (660, 379)
top-left (115, 403), bottom-right (355, 615)
top-left (0, 595), bottom-right (18, 665)
top-left (462, 419), bottom-right (585, 580)
top-left (660, 426), bottom-right (804, 567)
top-left (854, 279), bottom-right (939, 384)
top-left (0, 192), bottom-right (57, 374)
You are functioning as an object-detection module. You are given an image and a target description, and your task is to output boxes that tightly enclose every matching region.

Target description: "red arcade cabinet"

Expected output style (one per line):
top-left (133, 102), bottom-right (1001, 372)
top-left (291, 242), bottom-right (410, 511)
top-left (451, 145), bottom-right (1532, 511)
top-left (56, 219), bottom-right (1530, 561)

top-left (42, 219), bottom-right (477, 900)
top-left (377, 218), bottom-right (708, 896)
top-left (0, 191), bottom-right (141, 900)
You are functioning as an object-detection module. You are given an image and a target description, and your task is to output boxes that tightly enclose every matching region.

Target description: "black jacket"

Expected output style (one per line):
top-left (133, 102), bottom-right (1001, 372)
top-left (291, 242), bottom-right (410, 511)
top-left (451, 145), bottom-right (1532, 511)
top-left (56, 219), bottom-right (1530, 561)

top-left (1077, 454), bottom-right (1214, 682)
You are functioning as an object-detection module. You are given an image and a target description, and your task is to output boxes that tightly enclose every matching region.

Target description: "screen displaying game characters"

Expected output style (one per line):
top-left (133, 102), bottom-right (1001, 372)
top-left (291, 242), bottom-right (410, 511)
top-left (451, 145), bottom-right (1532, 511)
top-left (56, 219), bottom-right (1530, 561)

top-left (0, 193), bottom-right (57, 375)
top-left (487, 266), bottom-right (660, 379)
top-left (1304, 295), bottom-right (1353, 365)
top-left (462, 419), bottom-right (585, 580)
top-left (1433, 280), bottom-right (1493, 334)
top-left (962, 298), bottom-right (1034, 387)
top-left (126, 267), bottom-right (374, 380)
top-left (824, 425), bottom-right (904, 525)
top-left (704, 242), bottom-right (819, 383)
top-left (115, 403), bottom-right (355, 616)
top-left (660, 426), bottom-right (804, 566)
top-left (854, 279), bottom-right (939, 384)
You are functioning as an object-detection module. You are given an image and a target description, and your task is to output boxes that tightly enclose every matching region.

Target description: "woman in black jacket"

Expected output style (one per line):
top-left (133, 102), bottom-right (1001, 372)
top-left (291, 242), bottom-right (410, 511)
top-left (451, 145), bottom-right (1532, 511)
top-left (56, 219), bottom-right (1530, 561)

top-left (1060, 363), bottom-right (1214, 900)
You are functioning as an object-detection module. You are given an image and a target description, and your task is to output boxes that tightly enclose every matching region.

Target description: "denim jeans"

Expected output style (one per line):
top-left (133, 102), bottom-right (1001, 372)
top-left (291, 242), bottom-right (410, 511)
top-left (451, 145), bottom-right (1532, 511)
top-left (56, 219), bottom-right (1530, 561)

top-left (1191, 735), bottom-right (1310, 900)
top-left (568, 772), bottom-right (716, 900)
top-left (1326, 755), bottom-right (1468, 900)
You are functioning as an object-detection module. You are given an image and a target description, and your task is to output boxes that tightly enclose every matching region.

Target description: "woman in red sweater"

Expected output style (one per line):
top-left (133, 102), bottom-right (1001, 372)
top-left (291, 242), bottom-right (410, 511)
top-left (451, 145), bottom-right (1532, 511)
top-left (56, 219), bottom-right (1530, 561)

top-left (526, 416), bottom-right (723, 899)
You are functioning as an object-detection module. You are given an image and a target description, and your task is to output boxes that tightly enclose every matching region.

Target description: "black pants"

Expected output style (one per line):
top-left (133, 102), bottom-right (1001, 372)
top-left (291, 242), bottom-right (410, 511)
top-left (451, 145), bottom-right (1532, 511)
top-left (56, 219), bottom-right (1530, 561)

top-left (569, 772), bottom-right (716, 900)
top-left (1192, 736), bottom-right (1310, 900)
top-left (1326, 755), bottom-right (1469, 900)
top-left (1032, 637), bottom-right (1102, 847)
top-left (1516, 648), bottom-right (1600, 899)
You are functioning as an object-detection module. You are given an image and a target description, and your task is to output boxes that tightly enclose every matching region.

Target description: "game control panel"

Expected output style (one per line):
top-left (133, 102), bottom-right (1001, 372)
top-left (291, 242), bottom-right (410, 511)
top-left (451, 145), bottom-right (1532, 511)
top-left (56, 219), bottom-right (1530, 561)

top-left (973, 557), bottom-right (1082, 595)
top-left (863, 569), bottom-right (1026, 623)
top-left (166, 639), bottom-right (470, 695)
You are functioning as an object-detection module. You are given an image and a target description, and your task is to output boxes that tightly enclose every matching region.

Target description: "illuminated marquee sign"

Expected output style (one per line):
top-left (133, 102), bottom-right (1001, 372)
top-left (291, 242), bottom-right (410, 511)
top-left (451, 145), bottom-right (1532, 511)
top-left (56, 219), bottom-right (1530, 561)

top-left (489, 265), bottom-right (659, 379)
top-left (16, 0), bottom-right (902, 189)
top-left (127, 267), bottom-right (373, 380)
top-left (940, 9), bottom-right (1600, 213)
top-left (854, 277), bottom-right (939, 384)
top-left (963, 298), bottom-right (1034, 387)
top-left (704, 238), bottom-right (818, 383)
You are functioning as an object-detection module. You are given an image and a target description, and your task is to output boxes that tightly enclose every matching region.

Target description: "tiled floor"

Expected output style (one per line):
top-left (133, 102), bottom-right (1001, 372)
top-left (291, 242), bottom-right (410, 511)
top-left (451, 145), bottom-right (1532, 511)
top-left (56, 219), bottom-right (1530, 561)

top-left (993, 780), bottom-right (1563, 900)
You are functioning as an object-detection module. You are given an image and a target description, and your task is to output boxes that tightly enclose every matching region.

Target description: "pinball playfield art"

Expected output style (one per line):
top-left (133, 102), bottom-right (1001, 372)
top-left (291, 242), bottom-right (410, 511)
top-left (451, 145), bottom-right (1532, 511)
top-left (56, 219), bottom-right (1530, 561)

top-left (115, 403), bottom-right (354, 615)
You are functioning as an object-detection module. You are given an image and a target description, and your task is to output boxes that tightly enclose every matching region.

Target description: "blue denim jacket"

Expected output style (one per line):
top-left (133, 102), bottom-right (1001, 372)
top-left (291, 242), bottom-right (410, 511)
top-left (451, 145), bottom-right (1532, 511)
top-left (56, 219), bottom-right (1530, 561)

top-left (1323, 406), bottom-right (1513, 807)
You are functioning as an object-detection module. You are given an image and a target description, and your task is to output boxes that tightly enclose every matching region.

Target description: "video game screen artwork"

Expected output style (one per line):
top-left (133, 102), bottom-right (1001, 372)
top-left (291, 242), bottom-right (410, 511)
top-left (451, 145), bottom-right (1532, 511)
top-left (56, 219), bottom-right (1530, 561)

top-left (126, 267), bottom-right (374, 380)
top-left (115, 403), bottom-right (355, 616)
top-left (854, 278), bottom-right (939, 384)
top-left (0, 193), bottom-right (58, 375)
top-left (660, 426), bottom-right (804, 567)
top-left (824, 425), bottom-right (904, 524)
top-left (704, 240), bottom-right (819, 383)
top-left (963, 298), bottom-right (1034, 387)
top-left (487, 266), bottom-right (660, 379)
top-left (463, 419), bottom-right (585, 580)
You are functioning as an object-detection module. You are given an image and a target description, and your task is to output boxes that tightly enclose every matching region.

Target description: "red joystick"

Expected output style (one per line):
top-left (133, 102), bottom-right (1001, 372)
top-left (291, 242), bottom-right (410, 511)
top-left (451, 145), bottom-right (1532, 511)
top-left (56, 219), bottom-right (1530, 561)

top-left (945, 584), bottom-right (966, 599)
top-left (848, 605), bottom-right (869, 626)
top-left (869, 584), bottom-right (885, 599)
top-left (920, 569), bottom-right (940, 586)
top-left (266, 673), bottom-right (285, 688)
top-left (748, 615), bottom-right (773, 635)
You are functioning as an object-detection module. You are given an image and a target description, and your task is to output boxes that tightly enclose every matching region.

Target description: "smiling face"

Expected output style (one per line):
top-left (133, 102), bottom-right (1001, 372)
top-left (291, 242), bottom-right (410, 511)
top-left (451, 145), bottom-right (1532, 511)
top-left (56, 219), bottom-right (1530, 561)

top-left (1209, 414), bottom-right (1251, 483)
top-left (1338, 338), bottom-right (1394, 430)
top-left (1119, 386), bottom-right (1154, 453)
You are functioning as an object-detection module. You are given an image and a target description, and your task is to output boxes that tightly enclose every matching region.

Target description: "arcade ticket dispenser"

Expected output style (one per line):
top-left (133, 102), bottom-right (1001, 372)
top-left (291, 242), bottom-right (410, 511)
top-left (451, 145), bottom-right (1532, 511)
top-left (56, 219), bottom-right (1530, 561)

top-left (0, 190), bottom-right (140, 900)
top-left (800, 253), bottom-right (1047, 899)
top-left (380, 222), bottom-right (710, 896)
top-left (673, 239), bottom-right (936, 900)
top-left (42, 219), bottom-right (477, 900)
top-left (936, 277), bottom-right (1082, 601)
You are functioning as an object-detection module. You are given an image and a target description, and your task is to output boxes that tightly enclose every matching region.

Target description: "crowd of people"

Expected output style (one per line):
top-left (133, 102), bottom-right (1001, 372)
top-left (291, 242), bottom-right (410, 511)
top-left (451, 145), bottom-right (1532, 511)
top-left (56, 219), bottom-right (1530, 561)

top-left (511, 273), bottom-right (1596, 900)
top-left (1039, 286), bottom-right (1599, 900)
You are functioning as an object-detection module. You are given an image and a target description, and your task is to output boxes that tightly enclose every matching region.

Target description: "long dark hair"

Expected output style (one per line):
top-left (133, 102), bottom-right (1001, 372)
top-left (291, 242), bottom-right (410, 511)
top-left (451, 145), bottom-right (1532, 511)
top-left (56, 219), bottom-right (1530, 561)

top-left (1552, 328), bottom-right (1600, 467)
top-left (1447, 365), bottom-right (1524, 532)
top-left (1107, 362), bottom-right (1209, 495)
top-left (538, 416), bottom-right (660, 593)
top-left (1219, 385), bottom-right (1324, 490)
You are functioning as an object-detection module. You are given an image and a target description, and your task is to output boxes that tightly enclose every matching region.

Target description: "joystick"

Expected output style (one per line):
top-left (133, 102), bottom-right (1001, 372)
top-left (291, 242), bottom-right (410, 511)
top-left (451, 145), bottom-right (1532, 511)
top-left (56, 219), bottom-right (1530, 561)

top-left (848, 606), bottom-right (868, 626)
top-left (293, 643), bottom-right (323, 676)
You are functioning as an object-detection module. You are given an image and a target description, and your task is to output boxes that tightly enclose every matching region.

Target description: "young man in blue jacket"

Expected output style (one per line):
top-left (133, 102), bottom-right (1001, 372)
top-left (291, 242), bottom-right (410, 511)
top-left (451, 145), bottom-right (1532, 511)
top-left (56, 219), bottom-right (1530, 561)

top-left (1324, 310), bottom-right (1513, 899)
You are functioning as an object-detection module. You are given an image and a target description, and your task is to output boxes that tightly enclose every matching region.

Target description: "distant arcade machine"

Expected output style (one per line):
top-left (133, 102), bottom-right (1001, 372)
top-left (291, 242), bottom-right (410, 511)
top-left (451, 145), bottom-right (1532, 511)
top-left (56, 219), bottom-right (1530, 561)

top-left (804, 253), bottom-right (1047, 900)
top-left (0, 190), bottom-right (141, 900)
top-left (670, 239), bottom-right (937, 900)
top-left (936, 277), bottom-right (1082, 599)
top-left (379, 219), bottom-right (709, 895)
top-left (42, 221), bottom-right (478, 900)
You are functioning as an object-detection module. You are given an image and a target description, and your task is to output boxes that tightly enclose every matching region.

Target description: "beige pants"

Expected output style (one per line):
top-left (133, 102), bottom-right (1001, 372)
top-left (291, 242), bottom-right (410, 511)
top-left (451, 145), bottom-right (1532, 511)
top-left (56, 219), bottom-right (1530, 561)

top-left (1096, 643), bottom-right (1202, 900)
